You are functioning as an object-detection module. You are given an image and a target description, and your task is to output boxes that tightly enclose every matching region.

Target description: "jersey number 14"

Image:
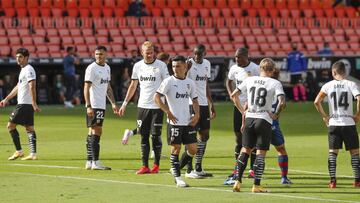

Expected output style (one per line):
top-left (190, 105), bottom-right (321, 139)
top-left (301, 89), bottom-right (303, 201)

top-left (330, 92), bottom-right (349, 111)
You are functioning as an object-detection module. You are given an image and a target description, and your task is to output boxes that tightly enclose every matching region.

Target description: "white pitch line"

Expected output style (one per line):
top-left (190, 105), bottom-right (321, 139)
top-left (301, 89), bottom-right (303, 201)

top-left (2, 171), bottom-right (359, 203)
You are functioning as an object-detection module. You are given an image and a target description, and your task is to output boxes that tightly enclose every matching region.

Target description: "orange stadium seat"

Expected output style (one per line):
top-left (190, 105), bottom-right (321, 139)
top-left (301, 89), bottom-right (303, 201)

top-left (335, 8), bottom-right (345, 18)
top-left (299, 0), bottom-right (309, 9)
top-left (116, 0), bottom-right (129, 7)
top-left (16, 8), bottom-right (28, 17)
top-left (268, 9), bottom-right (279, 17)
top-left (216, 0), bottom-right (227, 8)
top-left (78, 0), bottom-right (90, 8)
top-left (167, 0), bottom-right (179, 8)
top-left (203, 0), bottom-right (215, 8)
top-left (14, 0), bottom-right (26, 8)
top-left (180, 0), bottom-right (191, 9)
top-left (310, 0), bottom-right (322, 9)
top-left (192, 0), bottom-right (203, 9)
top-left (287, 0), bottom-right (298, 9)
top-left (322, 0), bottom-right (333, 9)
top-left (248, 9), bottom-right (257, 17)
top-left (154, 0), bottom-right (166, 8)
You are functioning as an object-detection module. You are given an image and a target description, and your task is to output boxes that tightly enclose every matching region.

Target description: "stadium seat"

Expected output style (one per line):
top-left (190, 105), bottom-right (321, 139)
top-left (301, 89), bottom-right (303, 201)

top-left (114, 8), bottom-right (124, 17)
top-left (335, 8), bottom-right (345, 18)
top-left (210, 8), bottom-right (221, 18)
top-left (287, 0), bottom-right (298, 9)
top-left (241, 0), bottom-right (251, 9)
top-left (228, 0), bottom-right (240, 7)
top-left (216, 0), bottom-right (227, 8)
top-left (17, 8), bottom-right (28, 17)
top-left (15, 0), bottom-right (26, 8)
top-left (268, 9), bottom-right (279, 18)
top-left (310, 0), bottom-right (321, 9)
top-left (276, 0), bottom-right (286, 9)
top-left (258, 9), bottom-right (268, 17)
top-left (252, 0), bottom-right (263, 9)
top-left (279, 9), bottom-right (289, 18)
top-left (322, 0), bottom-right (333, 9)
top-left (323, 35), bottom-right (333, 42)
top-left (290, 9), bottom-right (300, 18)
top-left (199, 8), bottom-right (210, 18)
top-left (299, 0), bottom-right (310, 9)
top-left (203, 0), bottom-right (215, 8)
top-left (180, 0), bottom-right (191, 9)
top-left (207, 35), bottom-right (218, 43)
top-left (247, 9), bottom-right (257, 17)
top-left (232, 8), bottom-right (242, 18)
top-left (266, 35), bottom-right (277, 43)
top-left (345, 7), bottom-right (356, 18)
top-left (193, 28), bottom-right (204, 35)
top-left (312, 35), bottom-right (323, 43)
top-left (112, 36), bottom-right (124, 44)
top-left (115, 0), bottom-right (128, 7)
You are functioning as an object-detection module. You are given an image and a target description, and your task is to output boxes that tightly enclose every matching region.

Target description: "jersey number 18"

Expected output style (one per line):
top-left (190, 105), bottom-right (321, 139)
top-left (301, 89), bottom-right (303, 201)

top-left (250, 87), bottom-right (267, 107)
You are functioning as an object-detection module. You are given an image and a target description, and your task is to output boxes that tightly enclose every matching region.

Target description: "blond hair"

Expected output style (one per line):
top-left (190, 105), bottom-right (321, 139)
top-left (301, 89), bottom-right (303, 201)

top-left (259, 58), bottom-right (275, 73)
top-left (142, 41), bottom-right (154, 50)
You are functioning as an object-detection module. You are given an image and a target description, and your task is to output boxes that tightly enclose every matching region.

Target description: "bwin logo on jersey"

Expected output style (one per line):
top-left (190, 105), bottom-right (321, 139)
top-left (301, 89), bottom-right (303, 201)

top-left (100, 78), bottom-right (110, 84)
top-left (140, 75), bottom-right (156, 81)
top-left (176, 92), bottom-right (189, 99)
top-left (195, 75), bottom-right (207, 81)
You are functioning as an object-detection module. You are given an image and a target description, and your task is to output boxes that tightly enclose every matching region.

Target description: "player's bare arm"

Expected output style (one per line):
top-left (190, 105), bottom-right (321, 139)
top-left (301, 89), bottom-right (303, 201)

top-left (240, 103), bottom-right (248, 133)
top-left (0, 84), bottom-right (18, 107)
top-left (353, 95), bottom-right (360, 123)
top-left (225, 79), bottom-right (234, 97)
top-left (206, 80), bottom-right (216, 119)
top-left (231, 89), bottom-right (245, 114)
top-left (29, 80), bottom-right (41, 112)
top-left (119, 79), bottom-right (138, 116)
top-left (269, 95), bottom-right (286, 120)
top-left (154, 92), bottom-right (178, 124)
top-left (189, 98), bottom-right (200, 127)
top-left (106, 84), bottom-right (119, 114)
top-left (314, 91), bottom-right (329, 126)
top-left (84, 81), bottom-right (94, 118)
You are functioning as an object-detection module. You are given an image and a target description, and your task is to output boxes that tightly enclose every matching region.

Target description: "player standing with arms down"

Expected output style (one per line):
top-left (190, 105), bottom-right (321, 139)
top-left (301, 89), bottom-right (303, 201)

top-left (84, 46), bottom-right (119, 170)
top-left (179, 44), bottom-right (215, 178)
top-left (154, 55), bottom-right (199, 187)
top-left (0, 48), bottom-right (41, 161)
top-left (226, 48), bottom-right (260, 179)
top-left (119, 41), bottom-right (169, 174)
top-left (231, 58), bottom-right (286, 193)
top-left (314, 61), bottom-right (360, 188)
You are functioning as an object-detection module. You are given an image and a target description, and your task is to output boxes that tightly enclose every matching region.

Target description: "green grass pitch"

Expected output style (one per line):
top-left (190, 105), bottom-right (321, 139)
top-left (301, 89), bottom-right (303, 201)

top-left (0, 102), bottom-right (359, 203)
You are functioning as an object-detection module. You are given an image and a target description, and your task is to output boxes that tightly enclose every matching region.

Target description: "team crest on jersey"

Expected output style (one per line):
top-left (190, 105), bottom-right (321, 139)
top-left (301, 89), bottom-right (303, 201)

top-left (152, 67), bottom-right (159, 73)
top-left (187, 84), bottom-right (190, 90)
top-left (247, 71), bottom-right (251, 76)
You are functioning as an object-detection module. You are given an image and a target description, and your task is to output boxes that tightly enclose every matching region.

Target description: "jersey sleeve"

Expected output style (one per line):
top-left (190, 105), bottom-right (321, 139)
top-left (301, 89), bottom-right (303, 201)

top-left (190, 80), bottom-right (198, 99)
top-left (228, 67), bottom-right (234, 80)
top-left (274, 81), bottom-right (285, 96)
top-left (320, 82), bottom-right (329, 95)
top-left (206, 60), bottom-right (211, 79)
top-left (157, 79), bottom-right (169, 96)
top-left (26, 67), bottom-right (36, 82)
top-left (131, 63), bottom-right (139, 80)
top-left (161, 62), bottom-right (170, 79)
top-left (254, 65), bottom-right (260, 76)
top-left (237, 77), bottom-right (248, 93)
top-left (350, 82), bottom-right (360, 97)
top-left (84, 66), bottom-right (94, 82)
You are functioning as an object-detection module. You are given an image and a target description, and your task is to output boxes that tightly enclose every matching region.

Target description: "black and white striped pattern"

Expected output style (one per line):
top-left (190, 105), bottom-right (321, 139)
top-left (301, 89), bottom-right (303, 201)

top-left (195, 140), bottom-right (207, 171)
top-left (351, 154), bottom-right (360, 180)
top-left (254, 154), bottom-right (265, 185)
top-left (328, 152), bottom-right (337, 180)
top-left (27, 132), bottom-right (36, 153)
top-left (86, 135), bottom-right (92, 161)
top-left (170, 154), bottom-right (180, 177)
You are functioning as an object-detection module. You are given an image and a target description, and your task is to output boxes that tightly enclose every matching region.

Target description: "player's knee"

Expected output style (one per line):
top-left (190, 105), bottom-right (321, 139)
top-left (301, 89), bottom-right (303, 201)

top-left (171, 145), bottom-right (181, 155)
top-left (7, 122), bottom-right (16, 131)
top-left (198, 131), bottom-right (209, 142)
top-left (350, 149), bottom-right (359, 156)
top-left (275, 145), bottom-right (287, 155)
top-left (329, 149), bottom-right (339, 155)
top-left (151, 134), bottom-right (162, 144)
top-left (92, 127), bottom-right (102, 135)
top-left (241, 147), bottom-right (251, 154)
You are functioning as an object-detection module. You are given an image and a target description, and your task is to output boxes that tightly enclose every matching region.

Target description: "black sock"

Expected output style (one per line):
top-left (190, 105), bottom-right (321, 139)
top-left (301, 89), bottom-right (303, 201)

top-left (27, 131), bottom-right (37, 154)
top-left (237, 153), bottom-right (249, 182)
top-left (351, 154), bottom-right (360, 182)
top-left (132, 128), bottom-right (137, 135)
top-left (10, 129), bottom-right (22, 151)
top-left (195, 140), bottom-right (207, 172)
top-left (250, 151), bottom-right (256, 170)
top-left (179, 150), bottom-right (194, 173)
top-left (86, 134), bottom-right (92, 161)
top-left (170, 154), bottom-right (180, 177)
top-left (141, 134), bottom-right (150, 167)
top-left (328, 152), bottom-right (337, 182)
top-left (91, 135), bottom-right (100, 161)
top-left (253, 154), bottom-right (265, 185)
top-left (151, 134), bottom-right (162, 166)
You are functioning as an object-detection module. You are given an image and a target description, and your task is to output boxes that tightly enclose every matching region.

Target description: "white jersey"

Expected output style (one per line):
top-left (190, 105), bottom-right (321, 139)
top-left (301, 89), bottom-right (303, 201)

top-left (238, 76), bottom-right (285, 124)
top-left (320, 79), bottom-right (360, 126)
top-left (132, 59), bottom-right (169, 109)
top-left (17, 64), bottom-right (36, 104)
top-left (187, 58), bottom-right (211, 106)
top-left (157, 76), bottom-right (198, 126)
top-left (84, 62), bottom-right (111, 110)
top-left (228, 62), bottom-right (260, 105)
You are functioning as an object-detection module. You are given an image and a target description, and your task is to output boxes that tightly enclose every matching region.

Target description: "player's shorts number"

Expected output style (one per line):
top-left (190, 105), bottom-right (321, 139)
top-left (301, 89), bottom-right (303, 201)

top-left (171, 128), bottom-right (179, 137)
top-left (250, 87), bottom-right (267, 107)
top-left (330, 91), bottom-right (349, 111)
top-left (96, 111), bottom-right (104, 119)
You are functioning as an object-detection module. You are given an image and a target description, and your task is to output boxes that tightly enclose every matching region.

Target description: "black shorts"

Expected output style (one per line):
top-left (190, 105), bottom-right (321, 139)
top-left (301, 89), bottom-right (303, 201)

top-left (328, 125), bottom-right (359, 150)
top-left (137, 108), bottom-right (164, 135)
top-left (190, 105), bottom-right (210, 131)
top-left (9, 104), bottom-right (34, 126)
top-left (86, 109), bottom-right (105, 127)
top-left (167, 124), bottom-right (197, 145)
top-left (233, 106), bottom-right (243, 132)
top-left (243, 118), bottom-right (272, 150)
top-left (290, 74), bottom-right (302, 84)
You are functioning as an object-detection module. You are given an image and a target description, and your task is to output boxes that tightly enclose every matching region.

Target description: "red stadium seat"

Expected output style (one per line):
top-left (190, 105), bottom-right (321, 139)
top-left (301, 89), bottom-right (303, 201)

top-left (22, 36), bottom-right (33, 45)
top-left (174, 8), bottom-right (184, 16)
top-left (287, 0), bottom-right (298, 9)
top-left (268, 9), bottom-right (279, 18)
top-left (258, 9), bottom-right (268, 17)
top-left (167, 0), bottom-right (179, 8)
top-left (247, 9), bottom-right (257, 17)
top-left (324, 8), bottom-right (334, 17)
top-left (73, 36), bottom-right (85, 44)
top-left (266, 35), bottom-right (277, 43)
top-left (112, 36), bottom-right (124, 44)
top-left (299, 0), bottom-right (309, 9)
top-left (152, 8), bottom-right (162, 17)
top-left (313, 35), bottom-right (323, 43)
top-left (180, 0), bottom-right (191, 9)
top-left (232, 8), bottom-right (242, 18)
top-left (199, 8), bottom-right (210, 18)
top-left (322, 0), bottom-right (333, 9)
top-left (143, 0), bottom-right (154, 9)
top-left (345, 7), bottom-right (356, 18)
top-left (114, 8), bottom-right (124, 17)
top-left (192, 0), bottom-right (203, 9)
top-left (16, 8), bottom-right (28, 17)
top-left (78, 0), bottom-right (90, 8)
top-left (335, 8), bottom-right (345, 18)
top-left (203, 0), bottom-right (215, 9)
top-left (154, 0), bottom-right (166, 8)
top-left (116, 0), bottom-right (128, 7)
top-left (310, 0), bottom-right (321, 9)
top-left (228, 0), bottom-right (240, 7)
top-left (276, 0), bottom-right (286, 9)
top-left (252, 0), bottom-right (263, 9)
top-left (1, 0), bottom-right (13, 8)
top-left (163, 8), bottom-right (173, 17)
top-left (188, 8), bottom-right (199, 17)
top-left (216, 0), bottom-right (227, 8)
top-left (158, 35), bottom-right (170, 43)
top-left (290, 9), bottom-right (300, 18)
top-left (210, 8), bottom-right (220, 18)
top-left (15, 0), bottom-right (26, 8)
top-left (0, 46), bottom-right (11, 56)
top-left (241, 0), bottom-right (251, 9)
top-left (279, 9), bottom-right (289, 18)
